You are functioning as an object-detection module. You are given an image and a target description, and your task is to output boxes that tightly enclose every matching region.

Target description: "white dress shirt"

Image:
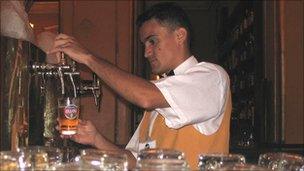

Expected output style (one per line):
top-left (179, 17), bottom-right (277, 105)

top-left (126, 56), bottom-right (230, 157)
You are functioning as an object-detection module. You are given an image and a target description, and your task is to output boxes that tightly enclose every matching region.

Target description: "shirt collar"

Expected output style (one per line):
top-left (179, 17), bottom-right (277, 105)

top-left (173, 56), bottom-right (198, 75)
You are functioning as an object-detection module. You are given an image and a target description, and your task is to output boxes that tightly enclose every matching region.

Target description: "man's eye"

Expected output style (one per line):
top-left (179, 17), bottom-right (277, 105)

top-left (148, 37), bottom-right (158, 45)
top-left (148, 39), bottom-right (155, 45)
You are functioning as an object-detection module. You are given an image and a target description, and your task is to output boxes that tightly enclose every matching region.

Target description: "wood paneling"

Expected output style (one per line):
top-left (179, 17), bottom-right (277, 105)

top-left (280, 0), bottom-right (304, 144)
top-left (262, 0), bottom-right (283, 143)
top-left (29, 1), bottom-right (59, 35)
top-left (60, 1), bottom-right (134, 145)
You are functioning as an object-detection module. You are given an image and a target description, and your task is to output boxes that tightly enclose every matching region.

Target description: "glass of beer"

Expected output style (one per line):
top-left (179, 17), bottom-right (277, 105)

top-left (58, 97), bottom-right (80, 135)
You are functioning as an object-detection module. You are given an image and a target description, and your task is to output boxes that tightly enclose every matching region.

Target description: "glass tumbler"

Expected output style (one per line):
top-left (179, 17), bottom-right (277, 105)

top-left (50, 162), bottom-right (99, 171)
top-left (258, 152), bottom-right (304, 171)
top-left (0, 152), bottom-right (18, 170)
top-left (77, 149), bottom-right (128, 171)
top-left (0, 149), bottom-right (49, 170)
top-left (18, 146), bottom-right (63, 166)
top-left (58, 97), bottom-right (80, 135)
top-left (136, 148), bottom-right (190, 171)
top-left (218, 163), bottom-right (270, 171)
top-left (198, 153), bottom-right (246, 170)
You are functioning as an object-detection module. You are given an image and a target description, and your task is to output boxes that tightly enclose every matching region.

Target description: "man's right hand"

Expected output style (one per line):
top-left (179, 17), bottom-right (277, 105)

top-left (48, 34), bottom-right (93, 65)
top-left (70, 119), bottom-right (99, 147)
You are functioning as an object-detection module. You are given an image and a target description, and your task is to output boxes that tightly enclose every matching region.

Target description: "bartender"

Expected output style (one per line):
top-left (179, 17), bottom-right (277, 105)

top-left (50, 2), bottom-right (231, 170)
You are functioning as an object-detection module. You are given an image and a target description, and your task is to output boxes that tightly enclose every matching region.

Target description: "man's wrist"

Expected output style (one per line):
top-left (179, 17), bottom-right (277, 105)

top-left (91, 132), bottom-right (97, 147)
top-left (84, 54), bottom-right (95, 67)
top-left (92, 132), bottom-right (103, 149)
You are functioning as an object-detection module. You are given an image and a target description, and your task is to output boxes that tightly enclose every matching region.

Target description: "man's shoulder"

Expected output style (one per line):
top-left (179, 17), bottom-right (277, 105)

top-left (186, 62), bottom-right (229, 80)
top-left (189, 61), bottom-right (226, 72)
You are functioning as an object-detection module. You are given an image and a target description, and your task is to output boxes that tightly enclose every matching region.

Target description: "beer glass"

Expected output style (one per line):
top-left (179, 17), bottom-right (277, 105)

top-left (198, 153), bottom-right (246, 170)
top-left (77, 149), bottom-right (128, 171)
top-left (218, 163), bottom-right (270, 171)
top-left (0, 152), bottom-right (18, 170)
top-left (0, 149), bottom-right (49, 170)
top-left (18, 146), bottom-right (63, 166)
top-left (136, 148), bottom-right (190, 171)
top-left (51, 162), bottom-right (99, 171)
top-left (58, 97), bottom-right (80, 135)
top-left (258, 152), bottom-right (304, 171)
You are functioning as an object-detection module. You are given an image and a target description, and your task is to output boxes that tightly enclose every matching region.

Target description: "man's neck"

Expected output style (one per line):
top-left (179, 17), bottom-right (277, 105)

top-left (172, 51), bottom-right (192, 69)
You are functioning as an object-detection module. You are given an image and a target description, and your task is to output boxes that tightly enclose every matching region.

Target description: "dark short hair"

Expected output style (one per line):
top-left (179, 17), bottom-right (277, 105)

top-left (136, 2), bottom-right (193, 48)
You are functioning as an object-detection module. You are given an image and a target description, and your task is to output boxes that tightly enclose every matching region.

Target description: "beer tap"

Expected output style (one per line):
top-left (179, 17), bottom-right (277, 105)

top-left (40, 72), bottom-right (46, 94)
top-left (31, 53), bottom-right (80, 96)
top-left (31, 53), bottom-right (102, 111)
top-left (57, 66), bottom-right (65, 95)
top-left (58, 52), bottom-right (67, 96)
top-left (58, 53), bottom-right (78, 97)
top-left (78, 73), bottom-right (102, 111)
top-left (92, 73), bottom-right (102, 111)
top-left (68, 59), bottom-right (78, 98)
top-left (68, 72), bottom-right (77, 98)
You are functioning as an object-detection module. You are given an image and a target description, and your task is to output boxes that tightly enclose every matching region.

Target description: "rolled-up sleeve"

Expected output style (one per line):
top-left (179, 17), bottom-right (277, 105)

top-left (153, 63), bottom-right (229, 135)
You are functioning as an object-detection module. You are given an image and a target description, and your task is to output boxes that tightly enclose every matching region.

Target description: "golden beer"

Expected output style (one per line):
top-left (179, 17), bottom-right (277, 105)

top-left (58, 97), bottom-right (79, 135)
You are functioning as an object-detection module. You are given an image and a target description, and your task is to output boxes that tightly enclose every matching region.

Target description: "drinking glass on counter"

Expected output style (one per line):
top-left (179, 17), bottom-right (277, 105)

top-left (18, 146), bottom-right (63, 166)
top-left (50, 162), bottom-right (99, 171)
top-left (76, 149), bottom-right (128, 171)
top-left (217, 163), bottom-right (270, 171)
top-left (258, 152), bottom-right (304, 171)
top-left (0, 152), bottom-right (18, 170)
top-left (0, 150), bottom-right (48, 170)
top-left (136, 148), bottom-right (190, 171)
top-left (0, 146), bottom-right (62, 170)
top-left (61, 141), bottom-right (79, 163)
top-left (58, 97), bottom-right (80, 135)
top-left (198, 153), bottom-right (246, 170)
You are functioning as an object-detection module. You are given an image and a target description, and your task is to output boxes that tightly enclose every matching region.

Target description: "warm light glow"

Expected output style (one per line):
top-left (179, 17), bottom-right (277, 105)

top-left (29, 23), bottom-right (34, 28)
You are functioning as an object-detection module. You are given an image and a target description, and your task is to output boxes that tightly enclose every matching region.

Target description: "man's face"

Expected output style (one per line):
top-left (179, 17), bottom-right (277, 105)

top-left (139, 19), bottom-right (179, 74)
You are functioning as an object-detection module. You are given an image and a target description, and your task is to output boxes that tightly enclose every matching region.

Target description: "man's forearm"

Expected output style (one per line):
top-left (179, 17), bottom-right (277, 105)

top-left (84, 54), bottom-right (168, 109)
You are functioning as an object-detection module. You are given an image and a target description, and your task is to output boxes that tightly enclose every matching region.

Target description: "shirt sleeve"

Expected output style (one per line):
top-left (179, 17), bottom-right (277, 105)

top-left (153, 63), bottom-right (230, 135)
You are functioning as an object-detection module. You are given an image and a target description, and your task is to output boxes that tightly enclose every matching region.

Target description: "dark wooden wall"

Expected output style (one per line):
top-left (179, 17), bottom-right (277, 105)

top-left (60, 1), bottom-right (135, 145)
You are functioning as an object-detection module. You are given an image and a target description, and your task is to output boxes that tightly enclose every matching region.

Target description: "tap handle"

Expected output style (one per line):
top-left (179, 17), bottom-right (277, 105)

top-left (60, 52), bottom-right (66, 65)
top-left (71, 60), bottom-right (76, 72)
top-left (57, 67), bottom-right (65, 95)
top-left (93, 73), bottom-right (102, 111)
top-left (68, 73), bottom-right (77, 98)
top-left (40, 72), bottom-right (46, 94)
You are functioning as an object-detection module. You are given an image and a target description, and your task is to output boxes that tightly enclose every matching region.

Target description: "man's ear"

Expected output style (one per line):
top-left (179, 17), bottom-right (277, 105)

top-left (175, 27), bottom-right (187, 45)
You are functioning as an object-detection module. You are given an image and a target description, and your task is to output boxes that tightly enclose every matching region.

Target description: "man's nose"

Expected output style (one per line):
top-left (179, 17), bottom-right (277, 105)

top-left (144, 45), bottom-right (152, 58)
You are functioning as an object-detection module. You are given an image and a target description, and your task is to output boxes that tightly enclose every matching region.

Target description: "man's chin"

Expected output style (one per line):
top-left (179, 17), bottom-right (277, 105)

top-left (151, 69), bottom-right (162, 75)
top-left (150, 66), bottom-right (165, 75)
